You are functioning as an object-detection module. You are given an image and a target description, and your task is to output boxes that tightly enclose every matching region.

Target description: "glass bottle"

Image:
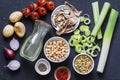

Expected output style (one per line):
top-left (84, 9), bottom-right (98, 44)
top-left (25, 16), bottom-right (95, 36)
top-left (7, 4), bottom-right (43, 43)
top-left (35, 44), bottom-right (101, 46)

top-left (20, 20), bottom-right (51, 61)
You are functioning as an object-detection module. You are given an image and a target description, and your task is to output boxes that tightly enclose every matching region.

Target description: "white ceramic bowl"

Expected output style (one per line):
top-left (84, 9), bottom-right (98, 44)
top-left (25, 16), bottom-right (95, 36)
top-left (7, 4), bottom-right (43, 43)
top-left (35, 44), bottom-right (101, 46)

top-left (44, 36), bottom-right (70, 63)
top-left (35, 58), bottom-right (51, 75)
top-left (73, 54), bottom-right (94, 75)
top-left (51, 5), bottom-right (80, 33)
top-left (54, 66), bottom-right (71, 80)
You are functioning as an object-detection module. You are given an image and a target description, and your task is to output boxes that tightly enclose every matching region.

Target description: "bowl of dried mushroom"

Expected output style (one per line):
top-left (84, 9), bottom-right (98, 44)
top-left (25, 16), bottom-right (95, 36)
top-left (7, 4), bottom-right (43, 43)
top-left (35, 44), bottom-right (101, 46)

top-left (51, 2), bottom-right (82, 35)
top-left (44, 36), bottom-right (70, 63)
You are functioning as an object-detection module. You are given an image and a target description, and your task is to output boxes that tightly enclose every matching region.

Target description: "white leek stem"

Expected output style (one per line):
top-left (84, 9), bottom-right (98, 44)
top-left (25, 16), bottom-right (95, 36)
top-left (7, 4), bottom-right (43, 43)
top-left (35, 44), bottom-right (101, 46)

top-left (97, 9), bottom-right (119, 73)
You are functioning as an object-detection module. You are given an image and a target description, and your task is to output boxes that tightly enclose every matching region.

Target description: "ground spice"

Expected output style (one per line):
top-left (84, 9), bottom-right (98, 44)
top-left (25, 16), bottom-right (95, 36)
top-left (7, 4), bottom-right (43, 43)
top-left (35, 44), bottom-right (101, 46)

top-left (56, 68), bottom-right (69, 80)
top-left (38, 63), bottom-right (47, 72)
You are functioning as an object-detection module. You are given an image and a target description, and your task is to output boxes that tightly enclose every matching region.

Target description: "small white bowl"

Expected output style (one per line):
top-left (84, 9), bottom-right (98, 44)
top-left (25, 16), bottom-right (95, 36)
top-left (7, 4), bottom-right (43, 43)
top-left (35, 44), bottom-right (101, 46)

top-left (54, 66), bottom-right (71, 80)
top-left (44, 36), bottom-right (70, 63)
top-left (51, 5), bottom-right (80, 33)
top-left (73, 54), bottom-right (94, 75)
top-left (35, 58), bottom-right (51, 75)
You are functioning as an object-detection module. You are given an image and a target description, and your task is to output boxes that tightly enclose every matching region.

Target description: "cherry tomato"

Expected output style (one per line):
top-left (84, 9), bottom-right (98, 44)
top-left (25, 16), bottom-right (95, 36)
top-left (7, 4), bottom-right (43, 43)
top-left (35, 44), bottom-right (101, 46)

top-left (38, 7), bottom-right (47, 16)
top-left (46, 1), bottom-right (55, 11)
top-left (22, 8), bottom-right (31, 17)
top-left (29, 2), bottom-right (38, 11)
top-left (37, 0), bottom-right (46, 6)
top-left (30, 12), bottom-right (39, 20)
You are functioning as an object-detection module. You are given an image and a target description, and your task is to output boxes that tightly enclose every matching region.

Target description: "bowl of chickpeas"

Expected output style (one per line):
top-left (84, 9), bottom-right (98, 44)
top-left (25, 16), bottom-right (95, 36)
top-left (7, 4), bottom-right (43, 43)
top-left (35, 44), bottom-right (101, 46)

top-left (44, 36), bottom-right (70, 63)
top-left (73, 53), bottom-right (94, 75)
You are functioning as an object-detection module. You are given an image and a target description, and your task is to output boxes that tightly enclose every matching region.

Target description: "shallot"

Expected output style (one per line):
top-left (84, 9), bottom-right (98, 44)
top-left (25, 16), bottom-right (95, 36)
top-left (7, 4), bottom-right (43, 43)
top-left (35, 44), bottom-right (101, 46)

top-left (5, 60), bottom-right (21, 71)
top-left (3, 46), bottom-right (15, 59)
top-left (10, 38), bottom-right (20, 51)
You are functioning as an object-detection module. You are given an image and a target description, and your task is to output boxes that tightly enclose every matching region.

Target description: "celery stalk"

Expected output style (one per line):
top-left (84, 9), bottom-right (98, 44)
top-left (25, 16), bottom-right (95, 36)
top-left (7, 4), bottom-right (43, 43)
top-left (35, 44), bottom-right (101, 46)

top-left (91, 2), bottom-right (111, 37)
top-left (97, 9), bottom-right (119, 73)
top-left (97, 28), bottom-right (102, 39)
top-left (92, 1), bottom-right (102, 39)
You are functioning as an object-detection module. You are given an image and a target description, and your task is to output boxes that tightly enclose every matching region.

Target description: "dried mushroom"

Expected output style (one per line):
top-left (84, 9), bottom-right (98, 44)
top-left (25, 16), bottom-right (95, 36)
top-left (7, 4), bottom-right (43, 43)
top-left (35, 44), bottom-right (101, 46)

top-left (52, 1), bottom-right (82, 35)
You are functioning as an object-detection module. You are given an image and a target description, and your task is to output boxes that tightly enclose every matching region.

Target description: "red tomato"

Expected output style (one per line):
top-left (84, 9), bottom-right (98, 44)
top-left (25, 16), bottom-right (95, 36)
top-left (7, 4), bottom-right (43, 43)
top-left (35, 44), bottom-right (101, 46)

top-left (38, 7), bottom-right (47, 16)
top-left (46, 1), bottom-right (55, 11)
top-left (22, 8), bottom-right (31, 17)
top-left (37, 0), bottom-right (46, 6)
top-left (29, 2), bottom-right (38, 11)
top-left (30, 12), bottom-right (39, 20)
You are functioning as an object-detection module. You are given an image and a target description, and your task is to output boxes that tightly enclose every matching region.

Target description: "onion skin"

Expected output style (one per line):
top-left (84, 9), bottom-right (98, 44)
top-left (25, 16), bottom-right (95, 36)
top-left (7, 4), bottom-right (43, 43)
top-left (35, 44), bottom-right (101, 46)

top-left (3, 47), bottom-right (15, 59)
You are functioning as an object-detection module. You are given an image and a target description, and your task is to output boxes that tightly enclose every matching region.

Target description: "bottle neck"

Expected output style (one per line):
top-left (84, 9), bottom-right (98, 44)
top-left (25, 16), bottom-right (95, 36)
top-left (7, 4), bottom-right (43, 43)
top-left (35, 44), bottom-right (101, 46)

top-left (33, 20), bottom-right (51, 40)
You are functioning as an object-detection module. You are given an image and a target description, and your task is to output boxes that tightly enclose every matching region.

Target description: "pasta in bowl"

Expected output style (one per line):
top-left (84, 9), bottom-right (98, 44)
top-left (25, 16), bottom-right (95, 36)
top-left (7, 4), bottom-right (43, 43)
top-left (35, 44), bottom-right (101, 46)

top-left (73, 53), bottom-right (94, 75)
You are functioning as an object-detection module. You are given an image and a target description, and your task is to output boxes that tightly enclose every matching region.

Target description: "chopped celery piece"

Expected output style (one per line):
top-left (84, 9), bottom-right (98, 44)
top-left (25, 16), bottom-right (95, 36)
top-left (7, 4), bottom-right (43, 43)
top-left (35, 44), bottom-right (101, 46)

top-left (83, 43), bottom-right (89, 50)
top-left (84, 18), bottom-right (91, 25)
top-left (87, 48), bottom-right (93, 54)
top-left (92, 45), bottom-right (100, 52)
top-left (71, 34), bottom-right (81, 41)
top-left (74, 29), bottom-right (80, 34)
top-left (84, 43), bottom-right (93, 48)
top-left (81, 35), bottom-right (87, 44)
top-left (91, 2), bottom-right (111, 37)
top-left (83, 14), bottom-right (90, 18)
top-left (75, 44), bottom-right (82, 53)
top-left (90, 50), bottom-right (98, 57)
top-left (97, 9), bottom-right (119, 73)
top-left (81, 50), bottom-right (86, 54)
top-left (92, 1), bottom-right (102, 39)
top-left (73, 34), bottom-right (82, 42)
top-left (69, 34), bottom-right (82, 47)
top-left (83, 43), bottom-right (92, 50)
top-left (88, 43), bottom-right (93, 47)
top-left (85, 30), bottom-right (91, 36)
top-left (68, 39), bottom-right (74, 47)
top-left (79, 25), bottom-right (89, 32)
top-left (87, 36), bottom-right (95, 43)
top-left (72, 39), bottom-right (79, 46)
top-left (80, 16), bottom-right (85, 22)
top-left (79, 25), bottom-right (85, 32)
top-left (86, 48), bottom-right (98, 57)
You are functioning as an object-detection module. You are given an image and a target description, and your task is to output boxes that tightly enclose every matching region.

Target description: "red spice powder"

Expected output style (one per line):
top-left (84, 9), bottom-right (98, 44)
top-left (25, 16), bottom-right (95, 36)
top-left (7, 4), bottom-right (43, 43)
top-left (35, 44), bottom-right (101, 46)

top-left (56, 68), bottom-right (69, 80)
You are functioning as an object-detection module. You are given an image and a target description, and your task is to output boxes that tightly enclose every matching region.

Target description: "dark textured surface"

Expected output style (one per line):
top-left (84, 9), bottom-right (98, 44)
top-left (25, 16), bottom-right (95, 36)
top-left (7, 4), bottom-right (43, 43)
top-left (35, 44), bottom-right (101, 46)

top-left (0, 0), bottom-right (120, 80)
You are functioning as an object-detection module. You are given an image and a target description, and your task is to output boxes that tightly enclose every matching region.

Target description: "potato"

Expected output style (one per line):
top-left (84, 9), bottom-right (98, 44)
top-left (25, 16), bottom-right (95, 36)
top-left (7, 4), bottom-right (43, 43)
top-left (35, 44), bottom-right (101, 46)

top-left (9, 11), bottom-right (23, 23)
top-left (3, 24), bottom-right (14, 38)
top-left (14, 22), bottom-right (26, 38)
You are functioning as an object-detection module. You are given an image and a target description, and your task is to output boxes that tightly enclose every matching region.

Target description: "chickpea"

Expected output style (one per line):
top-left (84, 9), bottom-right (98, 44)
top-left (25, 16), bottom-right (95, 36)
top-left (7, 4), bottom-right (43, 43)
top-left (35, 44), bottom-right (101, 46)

top-left (45, 39), bottom-right (69, 62)
top-left (49, 42), bottom-right (52, 45)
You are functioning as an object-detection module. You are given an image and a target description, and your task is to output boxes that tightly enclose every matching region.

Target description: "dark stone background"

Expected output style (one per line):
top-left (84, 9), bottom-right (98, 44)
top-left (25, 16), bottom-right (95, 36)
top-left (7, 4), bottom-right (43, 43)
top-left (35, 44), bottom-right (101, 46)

top-left (0, 0), bottom-right (120, 80)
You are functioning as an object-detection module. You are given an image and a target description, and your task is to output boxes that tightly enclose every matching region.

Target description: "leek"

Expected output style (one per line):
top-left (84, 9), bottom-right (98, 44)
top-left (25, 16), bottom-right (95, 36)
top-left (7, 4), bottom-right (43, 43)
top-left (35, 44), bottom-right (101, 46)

top-left (92, 1), bottom-right (102, 39)
top-left (91, 2), bottom-right (111, 37)
top-left (97, 9), bottom-right (119, 73)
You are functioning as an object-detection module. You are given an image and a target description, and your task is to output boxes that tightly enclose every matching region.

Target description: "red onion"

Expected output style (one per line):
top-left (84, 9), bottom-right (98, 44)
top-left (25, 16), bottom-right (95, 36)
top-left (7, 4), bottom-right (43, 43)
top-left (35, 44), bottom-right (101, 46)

top-left (9, 38), bottom-right (20, 51)
top-left (3, 47), bottom-right (15, 59)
